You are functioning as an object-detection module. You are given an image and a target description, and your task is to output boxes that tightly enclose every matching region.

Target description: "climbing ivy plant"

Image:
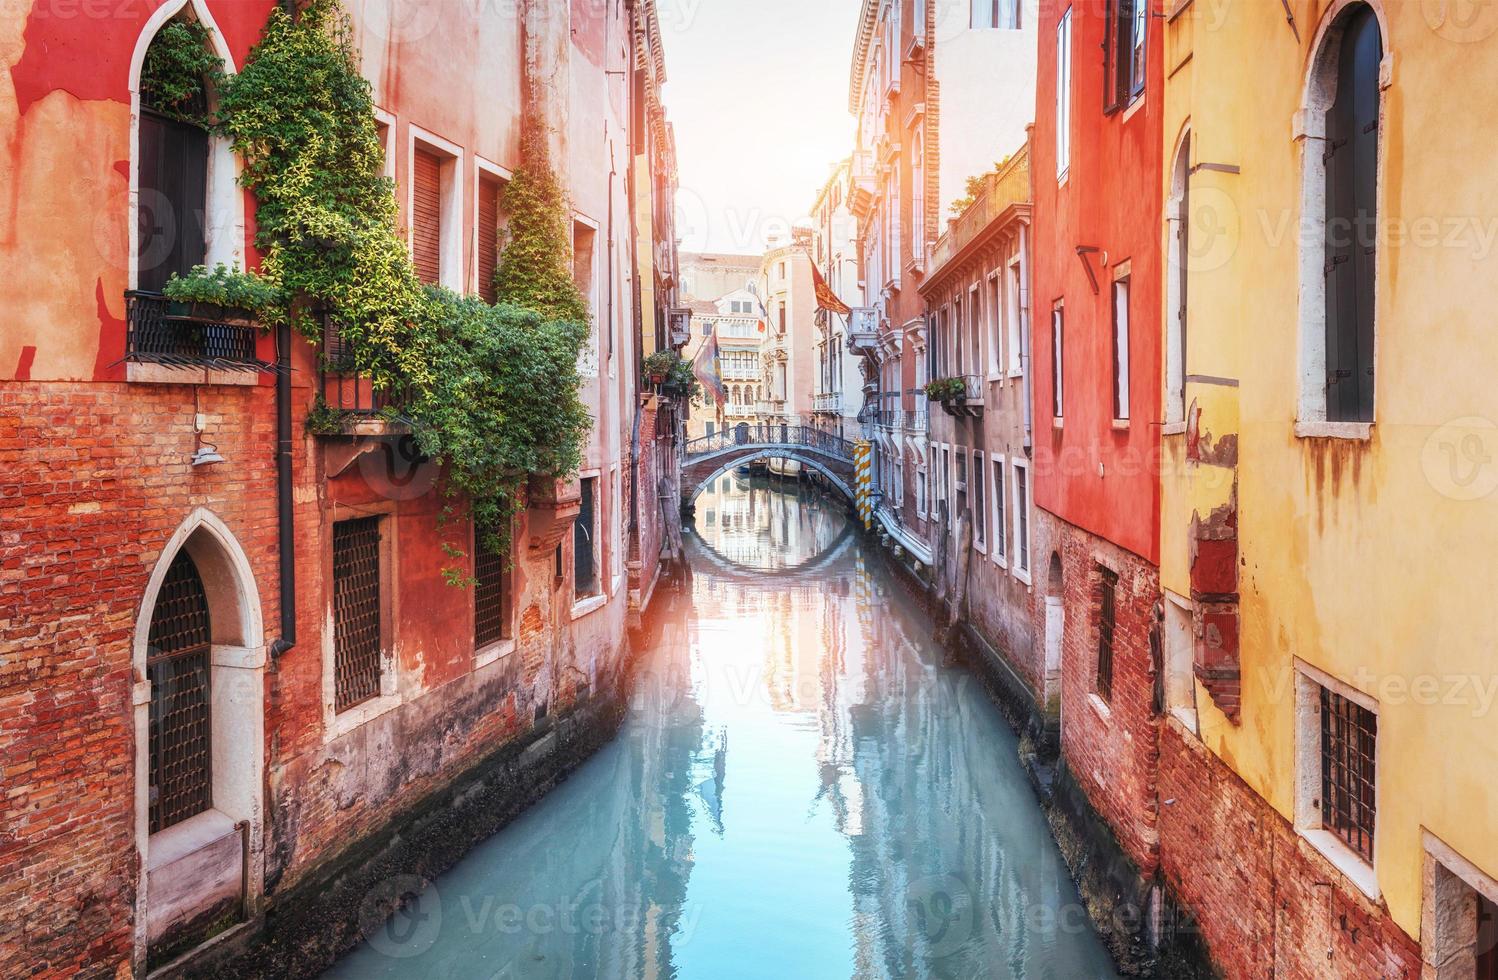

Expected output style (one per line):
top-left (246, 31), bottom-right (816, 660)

top-left (217, 0), bottom-right (591, 561)
top-left (139, 19), bottom-right (222, 125)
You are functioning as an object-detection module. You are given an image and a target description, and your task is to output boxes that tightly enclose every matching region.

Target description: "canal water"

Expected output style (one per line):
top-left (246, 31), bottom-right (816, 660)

top-left (326, 474), bottom-right (1120, 979)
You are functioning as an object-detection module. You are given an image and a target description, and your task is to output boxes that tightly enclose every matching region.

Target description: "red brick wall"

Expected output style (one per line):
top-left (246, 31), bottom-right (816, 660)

top-left (1158, 719), bottom-right (1421, 979)
top-left (0, 380), bottom-right (281, 979)
top-left (1045, 511), bottom-right (1161, 874)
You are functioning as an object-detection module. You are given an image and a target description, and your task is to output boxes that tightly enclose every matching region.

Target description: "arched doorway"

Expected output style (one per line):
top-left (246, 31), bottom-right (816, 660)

top-left (133, 508), bottom-right (265, 966)
top-left (1044, 552), bottom-right (1064, 705)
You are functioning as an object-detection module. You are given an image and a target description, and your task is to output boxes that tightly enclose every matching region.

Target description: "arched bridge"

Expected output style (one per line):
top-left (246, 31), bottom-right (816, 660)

top-left (682, 424), bottom-right (858, 504)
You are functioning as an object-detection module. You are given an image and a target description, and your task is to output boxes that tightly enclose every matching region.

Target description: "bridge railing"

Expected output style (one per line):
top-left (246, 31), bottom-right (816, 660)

top-left (683, 424), bottom-right (855, 461)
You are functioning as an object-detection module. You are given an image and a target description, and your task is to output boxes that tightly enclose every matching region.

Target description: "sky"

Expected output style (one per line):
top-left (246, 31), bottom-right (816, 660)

top-left (658, 0), bottom-right (863, 256)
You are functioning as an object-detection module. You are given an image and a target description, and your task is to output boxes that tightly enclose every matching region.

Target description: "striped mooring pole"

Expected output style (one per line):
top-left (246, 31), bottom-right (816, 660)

top-left (853, 440), bottom-right (873, 529)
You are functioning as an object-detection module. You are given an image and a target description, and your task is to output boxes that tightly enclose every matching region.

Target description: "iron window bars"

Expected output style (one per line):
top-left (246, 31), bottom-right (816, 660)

top-left (333, 517), bottom-right (383, 712)
top-left (1319, 684), bottom-right (1377, 862)
top-left (124, 291), bottom-right (265, 372)
top-left (147, 551), bottom-right (214, 833)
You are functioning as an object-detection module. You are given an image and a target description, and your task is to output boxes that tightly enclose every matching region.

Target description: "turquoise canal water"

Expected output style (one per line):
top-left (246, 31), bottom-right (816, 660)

top-left (325, 474), bottom-right (1120, 979)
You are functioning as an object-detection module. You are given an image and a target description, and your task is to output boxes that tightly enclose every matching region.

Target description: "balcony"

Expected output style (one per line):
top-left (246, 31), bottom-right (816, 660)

top-left (814, 392), bottom-right (842, 414)
top-left (668, 307), bottom-right (693, 349)
top-left (848, 152), bottom-right (878, 218)
top-left (124, 291), bottom-right (266, 383)
top-left (879, 408), bottom-right (904, 431)
top-left (314, 316), bottom-right (411, 436)
top-left (904, 409), bottom-right (929, 433)
top-left (756, 398), bottom-right (787, 417)
top-left (847, 307), bottom-right (880, 355)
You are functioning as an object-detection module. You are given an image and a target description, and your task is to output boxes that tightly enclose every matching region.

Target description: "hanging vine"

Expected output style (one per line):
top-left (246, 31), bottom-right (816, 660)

top-left (139, 19), bottom-right (221, 125)
top-left (217, 0), bottom-right (591, 560)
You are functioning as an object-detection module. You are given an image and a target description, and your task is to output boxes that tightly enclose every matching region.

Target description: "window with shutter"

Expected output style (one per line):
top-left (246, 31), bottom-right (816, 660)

top-left (478, 176), bottom-right (502, 303)
top-left (1323, 7), bottom-right (1381, 423)
top-left (137, 104), bottom-right (208, 293)
top-left (412, 148), bottom-right (443, 286)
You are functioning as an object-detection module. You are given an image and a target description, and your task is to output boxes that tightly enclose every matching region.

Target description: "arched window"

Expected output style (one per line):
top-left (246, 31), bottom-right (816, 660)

top-left (1298, 3), bottom-right (1384, 427)
top-left (147, 551), bottom-right (213, 832)
top-left (137, 19), bottom-right (216, 293)
top-left (1323, 7), bottom-right (1381, 422)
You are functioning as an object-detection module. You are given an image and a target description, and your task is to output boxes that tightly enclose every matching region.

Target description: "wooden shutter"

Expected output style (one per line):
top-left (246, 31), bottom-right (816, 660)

top-left (137, 112), bottom-right (208, 294)
top-left (477, 177), bottom-right (500, 303)
top-left (1323, 8), bottom-right (1381, 422)
top-left (412, 148), bottom-right (443, 286)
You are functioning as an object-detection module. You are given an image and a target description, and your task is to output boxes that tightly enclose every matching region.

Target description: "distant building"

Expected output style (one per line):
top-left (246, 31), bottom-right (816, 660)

top-left (756, 232), bottom-right (819, 428)
top-left (678, 251), bottom-right (761, 304)
top-left (809, 159), bottom-right (866, 439)
top-left (680, 288), bottom-right (764, 442)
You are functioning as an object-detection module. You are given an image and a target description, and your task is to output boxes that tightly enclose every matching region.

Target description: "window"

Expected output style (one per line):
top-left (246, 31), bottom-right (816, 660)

top-left (1007, 260), bottom-right (1024, 375)
top-left (477, 173), bottom-right (504, 303)
top-left (1112, 276), bottom-right (1131, 420)
top-left (952, 301), bottom-right (964, 377)
top-left (972, 0), bottom-right (1020, 28)
top-left (473, 526), bottom-right (511, 650)
top-left (706, 420), bottom-right (715, 437)
top-left (991, 457), bottom-right (1007, 562)
top-left (972, 452), bottom-right (986, 550)
top-left (137, 23), bottom-right (210, 293)
top-left (917, 468), bottom-right (928, 517)
top-left (1051, 303), bottom-right (1065, 419)
top-left (989, 275), bottom-right (1004, 377)
top-left (778, 302), bottom-right (786, 333)
top-left (146, 551), bottom-right (213, 833)
top-left (573, 476), bottom-right (600, 600)
top-left (1164, 593), bottom-right (1197, 732)
top-left (1055, 10), bottom-right (1072, 178)
top-left (1106, 0), bottom-right (1147, 111)
top-left (955, 449), bottom-right (968, 534)
top-left (1166, 131), bottom-right (1191, 424)
top-left (1322, 6), bottom-right (1381, 423)
top-left (1095, 565), bottom-right (1118, 701)
top-left (1013, 460), bottom-right (1030, 575)
top-left (1319, 684), bottom-right (1377, 862)
top-left (333, 517), bottom-right (384, 713)
top-left (777, 260), bottom-right (786, 280)
top-left (573, 221), bottom-right (597, 311)
top-left (411, 146), bottom-right (444, 286)
top-left (912, 129), bottom-right (926, 261)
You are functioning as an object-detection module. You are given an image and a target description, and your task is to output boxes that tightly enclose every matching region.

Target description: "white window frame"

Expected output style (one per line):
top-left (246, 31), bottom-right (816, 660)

top-left (407, 125), bottom-right (465, 291)
top-left (972, 450), bottom-right (987, 554)
top-left (916, 466), bottom-right (928, 520)
top-left (1293, 659), bottom-right (1380, 900)
top-left (991, 453), bottom-right (1008, 567)
top-left (1163, 591), bottom-right (1197, 734)
top-left (1112, 269), bottom-right (1132, 422)
top-left (571, 469), bottom-right (606, 618)
top-left (472, 155), bottom-right (513, 296)
top-left (373, 107), bottom-right (397, 184)
top-left (1011, 458), bottom-right (1031, 584)
top-left (987, 272), bottom-right (1005, 382)
top-left (1056, 9), bottom-right (1072, 182)
top-left (1007, 257), bottom-right (1025, 377)
top-left (1051, 301), bottom-right (1065, 421)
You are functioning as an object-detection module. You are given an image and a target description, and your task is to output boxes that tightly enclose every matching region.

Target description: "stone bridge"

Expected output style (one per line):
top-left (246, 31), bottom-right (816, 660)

top-left (681, 424), bottom-right (858, 504)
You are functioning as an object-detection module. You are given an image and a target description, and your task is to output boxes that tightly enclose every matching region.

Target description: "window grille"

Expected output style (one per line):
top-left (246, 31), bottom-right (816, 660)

top-left (1096, 566), bottom-right (1118, 701)
top-left (474, 528), bottom-right (511, 649)
top-left (333, 517), bottom-right (383, 712)
top-left (1319, 685), bottom-right (1377, 862)
top-left (147, 551), bottom-right (213, 834)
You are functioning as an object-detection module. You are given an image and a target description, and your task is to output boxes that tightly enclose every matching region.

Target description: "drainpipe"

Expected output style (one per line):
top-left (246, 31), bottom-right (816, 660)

top-left (270, 320), bottom-right (296, 657)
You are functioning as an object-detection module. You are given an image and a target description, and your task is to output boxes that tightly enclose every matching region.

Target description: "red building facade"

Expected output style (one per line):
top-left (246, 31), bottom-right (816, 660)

top-left (0, 2), bottom-right (680, 976)
top-left (1028, 0), bottom-right (1167, 966)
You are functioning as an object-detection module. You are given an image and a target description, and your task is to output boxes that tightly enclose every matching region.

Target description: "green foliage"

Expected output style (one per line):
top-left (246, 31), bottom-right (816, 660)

top-left (663, 357), bottom-right (701, 401)
top-left (643, 349), bottom-right (678, 378)
top-left (140, 19), bottom-right (222, 125)
top-left (219, 0), bottom-right (590, 563)
top-left (947, 155), bottom-right (1011, 216)
top-left (925, 377), bottom-right (966, 402)
top-left (493, 118), bottom-right (590, 325)
top-left (163, 263), bottom-right (281, 312)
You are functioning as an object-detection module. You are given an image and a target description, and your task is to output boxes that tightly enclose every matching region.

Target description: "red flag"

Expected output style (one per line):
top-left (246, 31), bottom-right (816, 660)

top-left (811, 261), bottom-right (851, 316)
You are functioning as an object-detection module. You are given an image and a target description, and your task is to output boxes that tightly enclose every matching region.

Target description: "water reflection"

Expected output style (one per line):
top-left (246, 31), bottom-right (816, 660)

top-left (326, 477), bottom-right (1119, 979)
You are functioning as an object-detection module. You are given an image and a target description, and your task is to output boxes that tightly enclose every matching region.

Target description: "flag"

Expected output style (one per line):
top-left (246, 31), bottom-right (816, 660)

top-left (811, 260), bottom-right (852, 316)
top-left (691, 328), bottom-right (725, 406)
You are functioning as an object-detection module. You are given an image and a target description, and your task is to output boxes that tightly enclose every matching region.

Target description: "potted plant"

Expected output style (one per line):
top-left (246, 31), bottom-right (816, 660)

top-left (163, 263), bottom-right (279, 324)
top-left (663, 359), bottom-right (702, 401)
top-left (643, 349), bottom-right (677, 386)
top-left (924, 377), bottom-right (966, 403)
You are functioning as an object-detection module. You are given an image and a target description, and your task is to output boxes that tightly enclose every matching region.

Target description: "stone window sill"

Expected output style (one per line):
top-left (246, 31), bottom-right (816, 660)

top-left (127, 363), bottom-right (260, 386)
top-left (148, 808), bottom-right (239, 871)
top-left (1088, 692), bottom-right (1112, 723)
top-left (475, 638), bottom-right (516, 670)
top-left (571, 593), bottom-right (607, 620)
top-left (1295, 420), bottom-right (1372, 441)
top-left (1162, 420), bottom-right (1187, 436)
top-left (1299, 827), bottom-right (1380, 901)
top-left (325, 689), bottom-right (401, 744)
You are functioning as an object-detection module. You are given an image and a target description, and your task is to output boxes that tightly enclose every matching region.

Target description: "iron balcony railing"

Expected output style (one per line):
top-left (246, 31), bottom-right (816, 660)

top-left (124, 290), bottom-right (263, 371)
top-left (879, 408), bottom-right (904, 430)
top-left (905, 409), bottom-right (929, 433)
top-left (683, 424), bottom-right (855, 461)
top-left (318, 314), bottom-right (412, 420)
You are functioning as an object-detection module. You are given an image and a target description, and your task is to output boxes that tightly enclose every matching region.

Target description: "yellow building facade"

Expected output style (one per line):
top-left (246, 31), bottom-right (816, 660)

top-left (1160, 0), bottom-right (1498, 970)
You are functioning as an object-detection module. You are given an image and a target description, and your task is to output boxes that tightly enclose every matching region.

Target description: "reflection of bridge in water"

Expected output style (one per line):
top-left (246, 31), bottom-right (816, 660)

top-left (684, 521), bottom-right (857, 586)
top-left (681, 424), bottom-right (857, 505)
